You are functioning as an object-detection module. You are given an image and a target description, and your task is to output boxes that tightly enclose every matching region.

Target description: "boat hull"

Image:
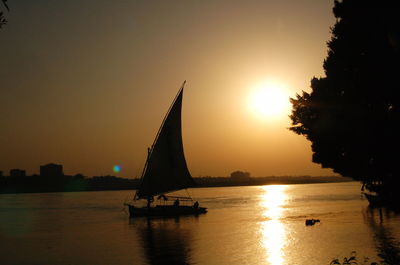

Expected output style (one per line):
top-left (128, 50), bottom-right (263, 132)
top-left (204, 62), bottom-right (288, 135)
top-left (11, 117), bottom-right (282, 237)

top-left (364, 193), bottom-right (383, 207)
top-left (128, 205), bottom-right (207, 218)
top-left (364, 193), bottom-right (399, 209)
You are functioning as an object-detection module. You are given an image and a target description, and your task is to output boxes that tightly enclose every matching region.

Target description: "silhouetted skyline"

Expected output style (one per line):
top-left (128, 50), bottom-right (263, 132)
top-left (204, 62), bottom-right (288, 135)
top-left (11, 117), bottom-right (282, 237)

top-left (0, 161), bottom-right (349, 194)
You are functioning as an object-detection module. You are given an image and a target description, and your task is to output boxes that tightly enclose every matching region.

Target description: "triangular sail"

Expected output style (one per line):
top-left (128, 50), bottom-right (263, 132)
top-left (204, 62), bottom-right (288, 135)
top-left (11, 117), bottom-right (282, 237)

top-left (136, 82), bottom-right (195, 199)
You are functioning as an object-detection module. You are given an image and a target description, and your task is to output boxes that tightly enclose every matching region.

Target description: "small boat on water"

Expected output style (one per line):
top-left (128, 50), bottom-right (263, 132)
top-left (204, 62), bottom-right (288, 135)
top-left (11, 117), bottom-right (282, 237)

top-left (362, 182), bottom-right (395, 208)
top-left (364, 193), bottom-right (383, 207)
top-left (363, 192), bottom-right (398, 209)
top-left (125, 81), bottom-right (207, 217)
top-left (305, 219), bottom-right (320, 226)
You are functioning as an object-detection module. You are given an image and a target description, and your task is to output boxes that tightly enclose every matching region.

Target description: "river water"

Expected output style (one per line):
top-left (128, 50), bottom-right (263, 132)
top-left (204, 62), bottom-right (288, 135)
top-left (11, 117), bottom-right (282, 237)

top-left (1, 182), bottom-right (400, 265)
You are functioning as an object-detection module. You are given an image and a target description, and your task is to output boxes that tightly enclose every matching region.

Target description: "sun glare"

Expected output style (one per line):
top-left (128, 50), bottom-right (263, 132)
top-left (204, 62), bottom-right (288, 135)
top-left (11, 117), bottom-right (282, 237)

top-left (260, 185), bottom-right (287, 265)
top-left (248, 81), bottom-right (291, 120)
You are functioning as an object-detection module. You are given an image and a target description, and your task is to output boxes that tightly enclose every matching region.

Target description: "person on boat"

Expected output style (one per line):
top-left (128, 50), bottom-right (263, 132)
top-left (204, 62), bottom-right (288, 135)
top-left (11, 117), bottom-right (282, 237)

top-left (147, 196), bottom-right (154, 208)
top-left (193, 201), bottom-right (199, 209)
top-left (174, 198), bottom-right (180, 207)
top-left (157, 194), bottom-right (168, 201)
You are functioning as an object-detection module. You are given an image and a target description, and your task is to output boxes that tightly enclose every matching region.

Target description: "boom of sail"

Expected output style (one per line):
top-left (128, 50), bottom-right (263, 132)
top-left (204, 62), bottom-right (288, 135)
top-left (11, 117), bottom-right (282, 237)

top-left (135, 82), bottom-right (196, 199)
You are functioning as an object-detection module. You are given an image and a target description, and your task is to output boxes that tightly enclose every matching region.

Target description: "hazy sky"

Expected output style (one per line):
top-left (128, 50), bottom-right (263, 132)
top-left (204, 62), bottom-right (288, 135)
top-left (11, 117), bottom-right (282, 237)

top-left (0, 0), bottom-right (337, 178)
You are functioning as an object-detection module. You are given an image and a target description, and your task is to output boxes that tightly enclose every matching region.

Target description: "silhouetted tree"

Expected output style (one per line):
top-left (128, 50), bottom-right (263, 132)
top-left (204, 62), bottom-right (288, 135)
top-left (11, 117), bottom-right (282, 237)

top-left (0, 0), bottom-right (9, 29)
top-left (290, 0), bottom-right (400, 196)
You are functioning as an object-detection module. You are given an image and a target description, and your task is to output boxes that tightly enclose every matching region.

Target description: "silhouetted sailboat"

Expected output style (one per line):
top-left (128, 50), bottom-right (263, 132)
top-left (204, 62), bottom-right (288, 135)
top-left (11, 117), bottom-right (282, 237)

top-left (125, 81), bottom-right (207, 217)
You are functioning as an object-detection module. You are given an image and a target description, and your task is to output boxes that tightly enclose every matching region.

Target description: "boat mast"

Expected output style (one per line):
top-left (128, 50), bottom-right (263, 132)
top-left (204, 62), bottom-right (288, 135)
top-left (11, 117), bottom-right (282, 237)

top-left (134, 80), bottom-right (187, 200)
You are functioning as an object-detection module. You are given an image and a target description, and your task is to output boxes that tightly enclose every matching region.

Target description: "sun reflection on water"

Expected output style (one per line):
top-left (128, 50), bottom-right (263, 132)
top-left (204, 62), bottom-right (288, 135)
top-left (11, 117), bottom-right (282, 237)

top-left (260, 185), bottom-right (287, 265)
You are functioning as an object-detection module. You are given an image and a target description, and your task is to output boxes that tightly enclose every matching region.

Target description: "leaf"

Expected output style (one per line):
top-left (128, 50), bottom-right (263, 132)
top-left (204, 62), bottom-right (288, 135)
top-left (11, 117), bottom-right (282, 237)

top-left (330, 259), bottom-right (341, 265)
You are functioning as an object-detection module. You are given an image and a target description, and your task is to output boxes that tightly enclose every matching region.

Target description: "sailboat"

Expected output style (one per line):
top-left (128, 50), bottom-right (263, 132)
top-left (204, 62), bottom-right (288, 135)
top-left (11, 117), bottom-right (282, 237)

top-left (126, 81), bottom-right (207, 217)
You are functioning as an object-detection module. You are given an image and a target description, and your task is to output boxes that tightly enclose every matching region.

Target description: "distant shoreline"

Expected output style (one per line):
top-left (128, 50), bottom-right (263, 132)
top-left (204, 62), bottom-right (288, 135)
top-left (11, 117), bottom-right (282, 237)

top-left (195, 176), bottom-right (354, 188)
top-left (0, 175), bottom-right (354, 194)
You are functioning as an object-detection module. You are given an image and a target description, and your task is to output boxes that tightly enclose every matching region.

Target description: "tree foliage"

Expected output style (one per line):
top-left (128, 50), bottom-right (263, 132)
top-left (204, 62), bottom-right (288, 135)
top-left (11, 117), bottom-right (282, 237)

top-left (290, 0), bottom-right (400, 192)
top-left (0, 0), bottom-right (9, 29)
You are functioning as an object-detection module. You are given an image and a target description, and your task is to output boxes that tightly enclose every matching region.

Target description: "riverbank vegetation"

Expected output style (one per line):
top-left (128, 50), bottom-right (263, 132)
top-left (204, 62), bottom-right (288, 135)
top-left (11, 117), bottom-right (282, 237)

top-left (289, 0), bottom-right (400, 204)
top-left (0, 174), bottom-right (351, 194)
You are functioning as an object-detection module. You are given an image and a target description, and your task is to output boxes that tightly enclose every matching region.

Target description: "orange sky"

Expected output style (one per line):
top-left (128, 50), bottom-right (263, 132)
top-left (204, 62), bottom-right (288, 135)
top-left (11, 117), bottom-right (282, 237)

top-left (0, 0), bottom-right (337, 178)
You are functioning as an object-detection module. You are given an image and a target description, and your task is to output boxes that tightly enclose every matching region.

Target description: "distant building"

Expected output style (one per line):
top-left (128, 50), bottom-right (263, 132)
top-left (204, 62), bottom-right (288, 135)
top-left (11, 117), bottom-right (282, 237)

top-left (10, 169), bottom-right (26, 178)
top-left (40, 163), bottom-right (64, 177)
top-left (74, 173), bottom-right (85, 179)
top-left (230, 170), bottom-right (251, 180)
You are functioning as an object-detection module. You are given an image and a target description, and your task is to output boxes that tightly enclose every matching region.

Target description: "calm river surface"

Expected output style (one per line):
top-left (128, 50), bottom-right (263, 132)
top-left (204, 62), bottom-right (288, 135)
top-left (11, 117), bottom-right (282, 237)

top-left (1, 182), bottom-right (400, 265)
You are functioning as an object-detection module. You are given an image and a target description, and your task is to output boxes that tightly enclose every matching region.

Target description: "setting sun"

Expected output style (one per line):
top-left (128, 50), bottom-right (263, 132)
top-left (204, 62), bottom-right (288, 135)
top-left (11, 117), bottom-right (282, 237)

top-left (248, 81), bottom-right (291, 120)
